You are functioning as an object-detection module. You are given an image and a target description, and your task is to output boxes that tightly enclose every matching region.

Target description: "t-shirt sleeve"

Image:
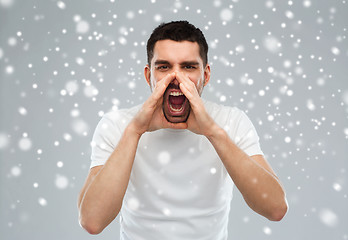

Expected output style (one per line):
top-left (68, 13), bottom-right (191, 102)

top-left (90, 114), bottom-right (122, 168)
top-left (233, 111), bottom-right (264, 157)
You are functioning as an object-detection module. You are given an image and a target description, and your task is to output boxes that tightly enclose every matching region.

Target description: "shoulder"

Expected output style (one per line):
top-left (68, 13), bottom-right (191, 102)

top-left (202, 99), bottom-right (256, 136)
top-left (203, 99), bottom-right (244, 122)
top-left (102, 104), bottom-right (141, 123)
top-left (96, 104), bottom-right (142, 132)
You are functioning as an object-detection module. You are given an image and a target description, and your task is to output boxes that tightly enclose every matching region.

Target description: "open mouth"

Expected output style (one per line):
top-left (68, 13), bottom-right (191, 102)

top-left (168, 91), bottom-right (187, 114)
top-left (163, 84), bottom-right (190, 123)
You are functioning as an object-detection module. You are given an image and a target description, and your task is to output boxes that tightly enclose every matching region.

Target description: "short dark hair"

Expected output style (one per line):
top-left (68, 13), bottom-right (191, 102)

top-left (146, 21), bottom-right (208, 66)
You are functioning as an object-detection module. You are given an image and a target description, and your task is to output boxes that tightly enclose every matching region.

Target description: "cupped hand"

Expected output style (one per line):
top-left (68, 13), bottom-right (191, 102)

top-left (130, 73), bottom-right (188, 136)
top-left (175, 71), bottom-right (219, 137)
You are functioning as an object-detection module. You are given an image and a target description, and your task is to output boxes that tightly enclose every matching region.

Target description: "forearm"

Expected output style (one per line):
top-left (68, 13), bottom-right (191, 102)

top-left (207, 125), bottom-right (287, 221)
top-left (79, 124), bottom-right (141, 233)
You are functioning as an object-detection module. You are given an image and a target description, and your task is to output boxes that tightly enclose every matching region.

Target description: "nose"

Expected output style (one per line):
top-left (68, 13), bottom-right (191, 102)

top-left (169, 70), bottom-right (179, 86)
top-left (171, 77), bottom-right (179, 86)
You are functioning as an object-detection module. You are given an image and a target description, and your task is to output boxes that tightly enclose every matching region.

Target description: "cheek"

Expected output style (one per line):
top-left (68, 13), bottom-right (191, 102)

top-left (189, 73), bottom-right (204, 88)
top-left (150, 71), bottom-right (161, 88)
top-left (188, 73), bottom-right (205, 95)
top-left (147, 72), bottom-right (155, 89)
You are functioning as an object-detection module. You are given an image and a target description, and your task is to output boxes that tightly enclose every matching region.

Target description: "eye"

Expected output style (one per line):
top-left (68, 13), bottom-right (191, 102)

top-left (156, 65), bottom-right (169, 70)
top-left (184, 65), bottom-right (196, 69)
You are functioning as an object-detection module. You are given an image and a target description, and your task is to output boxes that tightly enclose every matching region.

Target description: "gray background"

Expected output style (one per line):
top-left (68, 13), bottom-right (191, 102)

top-left (1, 0), bottom-right (347, 239)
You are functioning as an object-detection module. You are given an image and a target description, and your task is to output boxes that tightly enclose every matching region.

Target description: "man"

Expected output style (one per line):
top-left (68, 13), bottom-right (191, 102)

top-left (78, 21), bottom-right (288, 239)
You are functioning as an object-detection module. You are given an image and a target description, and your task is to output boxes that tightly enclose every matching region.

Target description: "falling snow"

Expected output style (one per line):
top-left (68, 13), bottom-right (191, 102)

top-left (319, 209), bottom-right (338, 227)
top-left (57, 1), bottom-right (66, 10)
top-left (0, 0), bottom-right (14, 8)
top-left (65, 81), bottom-right (79, 95)
top-left (18, 137), bottom-right (32, 151)
top-left (220, 8), bottom-right (233, 22)
top-left (71, 119), bottom-right (89, 136)
top-left (5, 65), bottom-right (14, 74)
top-left (57, 161), bottom-right (64, 168)
top-left (75, 20), bottom-right (90, 34)
top-left (0, 48), bottom-right (4, 59)
top-left (162, 208), bottom-right (171, 216)
top-left (263, 36), bottom-right (282, 53)
top-left (11, 166), bottom-right (21, 177)
top-left (158, 151), bottom-right (171, 165)
top-left (263, 226), bottom-right (272, 235)
top-left (55, 175), bottom-right (69, 189)
top-left (127, 197), bottom-right (140, 211)
top-left (342, 90), bottom-right (348, 105)
top-left (333, 183), bottom-right (342, 192)
top-left (0, 133), bottom-right (9, 149)
top-left (38, 198), bottom-right (47, 206)
top-left (1, 0), bottom-right (347, 239)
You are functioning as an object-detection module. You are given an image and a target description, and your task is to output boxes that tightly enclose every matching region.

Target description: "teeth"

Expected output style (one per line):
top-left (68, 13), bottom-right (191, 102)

top-left (169, 103), bottom-right (184, 112)
top-left (169, 91), bottom-right (183, 96)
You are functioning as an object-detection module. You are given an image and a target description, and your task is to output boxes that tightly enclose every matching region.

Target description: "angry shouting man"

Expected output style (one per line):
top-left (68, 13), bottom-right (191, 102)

top-left (78, 21), bottom-right (288, 240)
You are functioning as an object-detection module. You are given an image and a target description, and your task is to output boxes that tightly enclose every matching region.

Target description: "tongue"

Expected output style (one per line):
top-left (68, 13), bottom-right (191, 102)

top-left (169, 95), bottom-right (185, 105)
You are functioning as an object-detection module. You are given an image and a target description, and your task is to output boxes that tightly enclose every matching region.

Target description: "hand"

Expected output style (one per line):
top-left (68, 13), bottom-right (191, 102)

top-left (176, 71), bottom-right (219, 137)
top-left (129, 73), bottom-right (188, 136)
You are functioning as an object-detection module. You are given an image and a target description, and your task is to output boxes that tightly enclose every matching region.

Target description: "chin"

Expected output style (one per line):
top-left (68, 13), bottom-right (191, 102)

top-left (162, 100), bottom-right (191, 123)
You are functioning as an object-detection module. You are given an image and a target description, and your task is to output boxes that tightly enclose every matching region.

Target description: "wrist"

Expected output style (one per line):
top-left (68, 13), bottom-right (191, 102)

top-left (125, 122), bottom-right (143, 140)
top-left (205, 123), bottom-right (226, 141)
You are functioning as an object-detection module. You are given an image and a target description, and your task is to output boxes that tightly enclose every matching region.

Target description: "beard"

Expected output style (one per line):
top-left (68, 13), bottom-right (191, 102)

top-left (162, 83), bottom-right (191, 123)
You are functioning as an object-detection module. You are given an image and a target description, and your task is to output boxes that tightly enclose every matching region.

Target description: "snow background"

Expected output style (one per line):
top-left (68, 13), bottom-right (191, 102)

top-left (0, 0), bottom-right (347, 239)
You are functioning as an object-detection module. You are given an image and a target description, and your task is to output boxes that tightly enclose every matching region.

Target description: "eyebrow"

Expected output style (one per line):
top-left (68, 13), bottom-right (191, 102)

top-left (180, 61), bottom-right (200, 66)
top-left (154, 60), bottom-right (170, 65)
top-left (154, 60), bottom-right (200, 66)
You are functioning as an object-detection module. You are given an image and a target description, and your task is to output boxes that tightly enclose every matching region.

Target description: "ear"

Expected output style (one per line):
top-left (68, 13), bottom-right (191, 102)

top-left (144, 65), bottom-right (151, 88)
top-left (203, 64), bottom-right (211, 86)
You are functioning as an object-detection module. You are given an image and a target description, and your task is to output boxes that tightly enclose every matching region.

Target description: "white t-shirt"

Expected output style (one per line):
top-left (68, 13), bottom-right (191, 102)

top-left (90, 99), bottom-right (264, 240)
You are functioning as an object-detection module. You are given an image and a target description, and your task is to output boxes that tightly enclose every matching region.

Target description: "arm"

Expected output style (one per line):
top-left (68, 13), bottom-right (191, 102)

top-left (206, 126), bottom-right (288, 221)
top-left (176, 71), bottom-right (288, 221)
top-left (78, 125), bottom-right (141, 234)
top-left (78, 72), bottom-right (186, 234)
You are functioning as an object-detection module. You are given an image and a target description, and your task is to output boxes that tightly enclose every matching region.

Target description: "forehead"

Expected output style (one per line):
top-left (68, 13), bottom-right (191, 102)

top-left (152, 40), bottom-right (202, 63)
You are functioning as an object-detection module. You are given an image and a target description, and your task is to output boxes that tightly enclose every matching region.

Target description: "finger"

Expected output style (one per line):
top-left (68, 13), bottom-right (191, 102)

top-left (180, 83), bottom-right (204, 112)
top-left (179, 82), bottom-right (193, 101)
top-left (175, 71), bottom-right (189, 85)
top-left (146, 73), bottom-right (176, 107)
top-left (152, 72), bottom-right (176, 99)
top-left (175, 72), bottom-right (199, 97)
top-left (178, 80), bottom-right (204, 112)
top-left (176, 73), bottom-right (200, 104)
